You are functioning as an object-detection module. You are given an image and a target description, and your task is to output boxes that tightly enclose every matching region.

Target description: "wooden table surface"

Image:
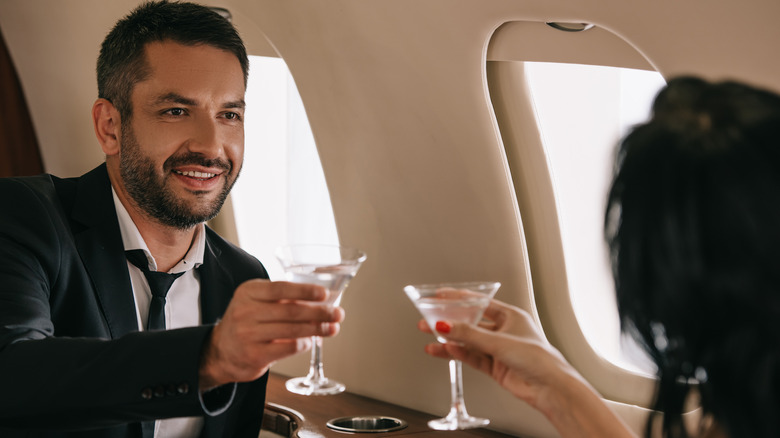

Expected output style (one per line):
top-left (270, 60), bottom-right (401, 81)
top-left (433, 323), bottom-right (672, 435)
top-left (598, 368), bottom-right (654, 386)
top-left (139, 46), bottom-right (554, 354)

top-left (262, 372), bottom-right (515, 438)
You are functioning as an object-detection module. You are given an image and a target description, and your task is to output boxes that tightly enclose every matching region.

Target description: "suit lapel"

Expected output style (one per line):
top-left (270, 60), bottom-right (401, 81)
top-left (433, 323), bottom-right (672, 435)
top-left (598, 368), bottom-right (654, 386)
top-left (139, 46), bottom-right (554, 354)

top-left (198, 233), bottom-right (238, 437)
top-left (198, 233), bottom-right (233, 324)
top-left (70, 166), bottom-right (243, 437)
top-left (71, 164), bottom-right (139, 339)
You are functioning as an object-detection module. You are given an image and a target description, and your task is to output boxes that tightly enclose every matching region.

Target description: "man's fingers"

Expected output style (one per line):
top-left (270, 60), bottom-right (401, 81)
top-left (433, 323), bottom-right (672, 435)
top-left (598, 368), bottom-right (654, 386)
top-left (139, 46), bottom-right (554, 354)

top-left (218, 338), bottom-right (315, 384)
top-left (235, 300), bottom-right (344, 324)
top-left (265, 337), bottom-right (313, 359)
top-left (236, 321), bottom-right (342, 342)
top-left (202, 280), bottom-right (350, 389)
top-left (240, 279), bottom-right (329, 302)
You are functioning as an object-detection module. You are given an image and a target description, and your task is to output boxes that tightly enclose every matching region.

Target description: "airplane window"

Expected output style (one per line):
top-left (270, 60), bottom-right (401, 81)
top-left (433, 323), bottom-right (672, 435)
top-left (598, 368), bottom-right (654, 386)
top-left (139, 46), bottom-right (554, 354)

top-left (525, 62), bottom-right (665, 373)
top-left (230, 56), bottom-right (339, 280)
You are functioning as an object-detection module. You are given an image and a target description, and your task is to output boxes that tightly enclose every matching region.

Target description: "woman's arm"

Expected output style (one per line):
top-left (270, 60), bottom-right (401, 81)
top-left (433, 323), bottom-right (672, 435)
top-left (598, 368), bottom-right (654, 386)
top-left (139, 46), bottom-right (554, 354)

top-left (421, 299), bottom-right (637, 438)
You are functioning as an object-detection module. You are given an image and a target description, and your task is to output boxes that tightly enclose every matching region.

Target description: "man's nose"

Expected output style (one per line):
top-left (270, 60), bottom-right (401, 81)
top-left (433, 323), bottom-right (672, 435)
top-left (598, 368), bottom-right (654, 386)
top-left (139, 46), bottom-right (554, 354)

top-left (187, 118), bottom-right (223, 158)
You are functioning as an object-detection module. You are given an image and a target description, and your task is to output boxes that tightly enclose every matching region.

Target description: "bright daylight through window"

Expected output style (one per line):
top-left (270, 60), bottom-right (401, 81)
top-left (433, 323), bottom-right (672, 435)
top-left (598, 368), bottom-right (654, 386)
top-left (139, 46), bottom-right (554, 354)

top-left (525, 62), bottom-right (665, 373)
top-left (230, 56), bottom-right (339, 281)
top-left (231, 56), bottom-right (664, 374)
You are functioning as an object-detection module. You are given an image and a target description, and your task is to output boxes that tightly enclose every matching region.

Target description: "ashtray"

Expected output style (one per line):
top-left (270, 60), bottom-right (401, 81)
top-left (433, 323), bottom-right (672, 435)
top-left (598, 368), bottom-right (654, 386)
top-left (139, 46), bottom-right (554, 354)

top-left (326, 415), bottom-right (408, 433)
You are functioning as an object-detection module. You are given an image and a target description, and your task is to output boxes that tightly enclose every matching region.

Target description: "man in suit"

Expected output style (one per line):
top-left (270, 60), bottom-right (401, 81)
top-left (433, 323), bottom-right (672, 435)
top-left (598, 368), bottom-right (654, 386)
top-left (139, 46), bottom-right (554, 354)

top-left (0, 1), bottom-right (344, 437)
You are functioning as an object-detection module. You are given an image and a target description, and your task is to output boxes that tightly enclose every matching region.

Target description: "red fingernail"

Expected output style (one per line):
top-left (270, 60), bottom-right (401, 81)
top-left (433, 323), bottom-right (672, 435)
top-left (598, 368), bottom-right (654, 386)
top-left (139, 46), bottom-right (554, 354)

top-left (435, 321), bottom-right (451, 334)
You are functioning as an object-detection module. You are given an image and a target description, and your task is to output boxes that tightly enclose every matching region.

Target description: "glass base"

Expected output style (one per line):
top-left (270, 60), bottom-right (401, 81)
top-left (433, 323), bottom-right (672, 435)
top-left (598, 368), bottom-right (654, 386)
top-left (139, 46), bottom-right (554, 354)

top-left (427, 414), bottom-right (489, 431)
top-left (285, 376), bottom-right (346, 396)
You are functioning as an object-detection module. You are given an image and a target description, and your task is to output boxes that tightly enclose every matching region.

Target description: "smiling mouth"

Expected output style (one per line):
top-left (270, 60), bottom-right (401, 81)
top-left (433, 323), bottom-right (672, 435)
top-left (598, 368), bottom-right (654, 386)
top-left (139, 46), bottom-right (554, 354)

top-left (174, 169), bottom-right (219, 180)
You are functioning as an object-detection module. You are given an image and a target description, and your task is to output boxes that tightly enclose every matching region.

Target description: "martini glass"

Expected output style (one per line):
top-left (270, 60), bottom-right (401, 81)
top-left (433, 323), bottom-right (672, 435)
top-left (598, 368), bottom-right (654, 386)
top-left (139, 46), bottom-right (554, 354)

top-left (276, 244), bottom-right (367, 395)
top-left (404, 281), bottom-right (501, 430)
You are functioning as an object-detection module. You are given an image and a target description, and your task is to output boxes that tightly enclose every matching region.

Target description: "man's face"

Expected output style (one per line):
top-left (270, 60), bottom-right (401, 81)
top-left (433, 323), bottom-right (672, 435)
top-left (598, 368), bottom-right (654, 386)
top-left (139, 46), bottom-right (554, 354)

top-left (118, 41), bottom-right (246, 229)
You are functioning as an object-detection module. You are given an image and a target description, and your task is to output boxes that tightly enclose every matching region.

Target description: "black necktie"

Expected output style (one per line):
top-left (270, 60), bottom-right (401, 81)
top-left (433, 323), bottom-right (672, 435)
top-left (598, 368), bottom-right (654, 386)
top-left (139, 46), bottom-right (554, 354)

top-left (126, 249), bottom-right (184, 331)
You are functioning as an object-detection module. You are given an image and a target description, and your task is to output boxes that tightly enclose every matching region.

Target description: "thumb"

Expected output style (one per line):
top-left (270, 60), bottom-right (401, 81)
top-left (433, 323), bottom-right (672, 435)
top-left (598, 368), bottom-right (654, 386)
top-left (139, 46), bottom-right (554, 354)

top-left (436, 320), bottom-right (502, 377)
top-left (435, 320), bottom-right (487, 347)
top-left (437, 320), bottom-right (511, 359)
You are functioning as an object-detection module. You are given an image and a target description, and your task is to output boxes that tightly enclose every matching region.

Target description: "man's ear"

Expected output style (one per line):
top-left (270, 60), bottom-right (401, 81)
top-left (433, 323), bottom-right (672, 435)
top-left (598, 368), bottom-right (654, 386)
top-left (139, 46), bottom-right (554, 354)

top-left (92, 98), bottom-right (122, 156)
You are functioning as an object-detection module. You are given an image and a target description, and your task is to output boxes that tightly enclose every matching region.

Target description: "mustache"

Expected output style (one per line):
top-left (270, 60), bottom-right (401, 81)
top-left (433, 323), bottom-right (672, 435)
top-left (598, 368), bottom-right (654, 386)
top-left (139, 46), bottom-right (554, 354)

top-left (164, 153), bottom-right (232, 173)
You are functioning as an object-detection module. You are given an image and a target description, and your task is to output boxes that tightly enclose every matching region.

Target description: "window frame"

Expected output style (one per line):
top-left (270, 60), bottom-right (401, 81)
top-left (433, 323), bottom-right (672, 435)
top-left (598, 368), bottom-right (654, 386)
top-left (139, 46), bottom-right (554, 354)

top-left (486, 21), bottom-right (660, 408)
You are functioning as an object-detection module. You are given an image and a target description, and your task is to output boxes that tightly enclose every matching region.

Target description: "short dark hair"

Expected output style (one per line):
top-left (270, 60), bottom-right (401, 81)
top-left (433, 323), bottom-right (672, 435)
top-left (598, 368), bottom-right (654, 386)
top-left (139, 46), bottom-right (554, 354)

top-left (605, 76), bottom-right (780, 437)
top-left (96, 0), bottom-right (249, 120)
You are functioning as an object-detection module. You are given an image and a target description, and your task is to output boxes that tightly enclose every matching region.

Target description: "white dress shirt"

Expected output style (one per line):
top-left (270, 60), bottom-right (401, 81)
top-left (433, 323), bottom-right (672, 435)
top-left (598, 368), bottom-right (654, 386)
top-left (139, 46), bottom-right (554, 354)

top-left (112, 188), bottom-right (205, 438)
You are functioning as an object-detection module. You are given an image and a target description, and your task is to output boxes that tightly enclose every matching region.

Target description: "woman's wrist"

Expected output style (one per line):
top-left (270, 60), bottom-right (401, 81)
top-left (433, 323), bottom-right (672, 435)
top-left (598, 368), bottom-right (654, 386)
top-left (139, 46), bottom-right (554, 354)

top-left (537, 366), bottom-right (635, 438)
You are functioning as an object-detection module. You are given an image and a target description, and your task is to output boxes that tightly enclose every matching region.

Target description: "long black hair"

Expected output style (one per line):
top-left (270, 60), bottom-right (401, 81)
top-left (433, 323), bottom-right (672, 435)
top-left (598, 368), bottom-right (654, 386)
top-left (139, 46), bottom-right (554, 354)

top-left (605, 76), bottom-right (780, 437)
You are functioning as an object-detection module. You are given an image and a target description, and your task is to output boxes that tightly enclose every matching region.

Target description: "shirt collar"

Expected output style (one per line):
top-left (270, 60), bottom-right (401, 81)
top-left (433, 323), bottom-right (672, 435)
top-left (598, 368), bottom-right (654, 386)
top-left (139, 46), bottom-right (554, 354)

top-left (111, 187), bottom-right (205, 273)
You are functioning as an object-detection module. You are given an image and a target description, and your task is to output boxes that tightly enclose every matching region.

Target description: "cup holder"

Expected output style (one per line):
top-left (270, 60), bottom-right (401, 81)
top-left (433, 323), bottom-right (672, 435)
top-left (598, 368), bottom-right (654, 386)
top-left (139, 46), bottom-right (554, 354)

top-left (326, 415), bottom-right (408, 433)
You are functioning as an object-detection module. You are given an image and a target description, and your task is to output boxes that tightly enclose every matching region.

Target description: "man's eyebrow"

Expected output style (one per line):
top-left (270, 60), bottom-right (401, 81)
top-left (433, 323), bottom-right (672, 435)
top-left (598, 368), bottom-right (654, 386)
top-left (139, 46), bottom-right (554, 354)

top-left (152, 93), bottom-right (245, 110)
top-left (224, 99), bottom-right (246, 110)
top-left (154, 92), bottom-right (198, 106)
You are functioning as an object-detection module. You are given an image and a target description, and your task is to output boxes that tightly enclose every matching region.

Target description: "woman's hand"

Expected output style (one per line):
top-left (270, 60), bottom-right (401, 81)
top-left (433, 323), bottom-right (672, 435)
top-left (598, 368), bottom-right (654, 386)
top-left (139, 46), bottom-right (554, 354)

top-left (418, 299), bottom-right (636, 438)
top-left (419, 299), bottom-right (571, 409)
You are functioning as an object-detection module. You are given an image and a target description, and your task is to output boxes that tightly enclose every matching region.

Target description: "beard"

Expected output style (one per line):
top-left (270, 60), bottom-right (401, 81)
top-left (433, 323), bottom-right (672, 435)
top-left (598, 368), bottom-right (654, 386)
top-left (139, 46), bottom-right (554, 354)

top-left (119, 124), bottom-right (241, 230)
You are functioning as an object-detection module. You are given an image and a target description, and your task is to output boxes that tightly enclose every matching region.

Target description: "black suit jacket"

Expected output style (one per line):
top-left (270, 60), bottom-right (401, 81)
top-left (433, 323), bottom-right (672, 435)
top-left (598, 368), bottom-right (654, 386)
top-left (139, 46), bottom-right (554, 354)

top-left (0, 164), bottom-right (269, 438)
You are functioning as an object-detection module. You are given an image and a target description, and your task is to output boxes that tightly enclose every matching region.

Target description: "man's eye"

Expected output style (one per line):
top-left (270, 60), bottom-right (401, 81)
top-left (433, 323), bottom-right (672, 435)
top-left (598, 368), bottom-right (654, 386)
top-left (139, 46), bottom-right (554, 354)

top-left (224, 112), bottom-right (242, 121)
top-left (166, 108), bottom-right (186, 116)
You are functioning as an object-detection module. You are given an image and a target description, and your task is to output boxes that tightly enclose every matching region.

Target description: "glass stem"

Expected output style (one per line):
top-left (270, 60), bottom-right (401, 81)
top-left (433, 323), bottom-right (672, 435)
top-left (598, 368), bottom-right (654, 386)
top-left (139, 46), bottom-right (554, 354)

top-left (448, 359), bottom-right (469, 418)
top-left (306, 335), bottom-right (326, 383)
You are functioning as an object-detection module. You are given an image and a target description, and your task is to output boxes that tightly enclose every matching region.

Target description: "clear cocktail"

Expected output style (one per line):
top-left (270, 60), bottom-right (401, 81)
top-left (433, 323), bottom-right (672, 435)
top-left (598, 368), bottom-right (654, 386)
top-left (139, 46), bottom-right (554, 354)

top-left (276, 244), bottom-right (366, 395)
top-left (404, 281), bottom-right (501, 430)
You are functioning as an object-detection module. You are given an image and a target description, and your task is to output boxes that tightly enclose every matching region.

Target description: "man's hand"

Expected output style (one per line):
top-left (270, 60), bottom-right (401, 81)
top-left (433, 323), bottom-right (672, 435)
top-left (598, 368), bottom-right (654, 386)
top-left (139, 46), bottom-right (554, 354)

top-left (199, 279), bottom-right (344, 390)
